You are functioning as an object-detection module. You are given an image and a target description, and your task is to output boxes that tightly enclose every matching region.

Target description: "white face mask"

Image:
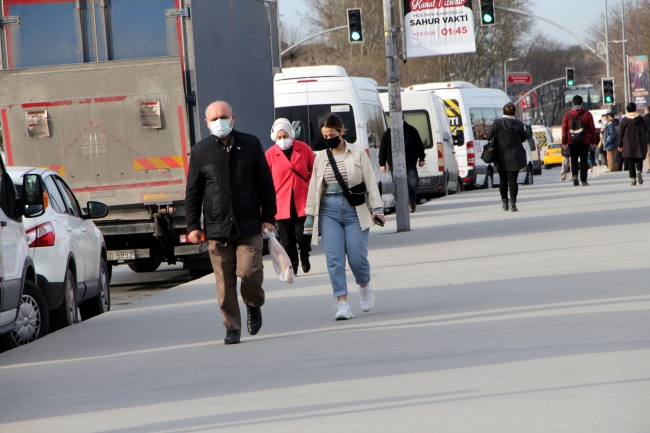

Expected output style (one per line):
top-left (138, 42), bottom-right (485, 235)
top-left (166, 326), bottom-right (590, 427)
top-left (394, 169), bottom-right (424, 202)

top-left (209, 118), bottom-right (233, 138)
top-left (276, 138), bottom-right (293, 150)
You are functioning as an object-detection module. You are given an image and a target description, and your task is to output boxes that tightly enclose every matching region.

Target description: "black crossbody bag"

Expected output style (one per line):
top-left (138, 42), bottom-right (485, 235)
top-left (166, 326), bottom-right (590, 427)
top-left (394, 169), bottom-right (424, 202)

top-left (481, 119), bottom-right (501, 164)
top-left (325, 149), bottom-right (367, 206)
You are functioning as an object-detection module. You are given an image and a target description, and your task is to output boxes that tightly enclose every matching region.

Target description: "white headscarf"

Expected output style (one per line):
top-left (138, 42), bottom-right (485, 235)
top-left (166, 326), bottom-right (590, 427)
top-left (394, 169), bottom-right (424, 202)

top-left (270, 118), bottom-right (294, 142)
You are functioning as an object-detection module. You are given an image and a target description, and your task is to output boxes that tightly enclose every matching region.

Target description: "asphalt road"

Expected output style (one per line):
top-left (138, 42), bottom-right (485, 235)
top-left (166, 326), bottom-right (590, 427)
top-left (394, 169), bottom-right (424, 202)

top-left (0, 169), bottom-right (648, 432)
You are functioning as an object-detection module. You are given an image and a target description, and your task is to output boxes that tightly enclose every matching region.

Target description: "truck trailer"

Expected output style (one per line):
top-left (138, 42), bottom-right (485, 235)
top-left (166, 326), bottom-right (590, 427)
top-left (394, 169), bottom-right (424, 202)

top-left (0, 0), bottom-right (281, 278)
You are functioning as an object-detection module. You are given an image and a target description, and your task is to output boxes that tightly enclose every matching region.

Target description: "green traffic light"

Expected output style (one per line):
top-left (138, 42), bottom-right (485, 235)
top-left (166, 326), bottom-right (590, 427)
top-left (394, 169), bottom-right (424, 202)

top-left (483, 14), bottom-right (493, 23)
top-left (605, 96), bottom-right (612, 103)
top-left (567, 80), bottom-right (574, 86)
top-left (351, 31), bottom-right (361, 41)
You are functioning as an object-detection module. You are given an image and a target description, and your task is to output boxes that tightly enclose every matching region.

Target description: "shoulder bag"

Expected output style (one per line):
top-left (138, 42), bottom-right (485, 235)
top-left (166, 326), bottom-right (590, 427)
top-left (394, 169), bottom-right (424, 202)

top-left (325, 149), bottom-right (367, 206)
top-left (481, 120), bottom-right (501, 164)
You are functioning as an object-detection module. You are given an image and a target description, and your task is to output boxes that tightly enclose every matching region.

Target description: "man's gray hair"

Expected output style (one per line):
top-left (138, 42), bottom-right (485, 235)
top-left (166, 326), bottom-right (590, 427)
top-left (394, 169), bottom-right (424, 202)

top-left (205, 100), bottom-right (233, 118)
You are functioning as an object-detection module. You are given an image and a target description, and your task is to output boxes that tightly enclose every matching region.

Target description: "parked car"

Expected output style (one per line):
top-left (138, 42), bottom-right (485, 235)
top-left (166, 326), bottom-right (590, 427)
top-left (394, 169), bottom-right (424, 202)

top-left (544, 142), bottom-right (564, 168)
top-left (0, 162), bottom-right (44, 349)
top-left (8, 168), bottom-right (111, 332)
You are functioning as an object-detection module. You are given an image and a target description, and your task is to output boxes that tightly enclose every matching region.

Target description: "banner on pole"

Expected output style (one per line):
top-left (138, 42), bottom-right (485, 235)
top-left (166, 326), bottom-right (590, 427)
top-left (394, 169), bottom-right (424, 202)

top-left (403, 0), bottom-right (476, 58)
top-left (628, 55), bottom-right (648, 108)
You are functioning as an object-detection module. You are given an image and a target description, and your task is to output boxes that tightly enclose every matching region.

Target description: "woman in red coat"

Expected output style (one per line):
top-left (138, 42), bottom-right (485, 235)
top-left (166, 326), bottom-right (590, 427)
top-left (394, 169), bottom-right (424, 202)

top-left (265, 119), bottom-right (316, 274)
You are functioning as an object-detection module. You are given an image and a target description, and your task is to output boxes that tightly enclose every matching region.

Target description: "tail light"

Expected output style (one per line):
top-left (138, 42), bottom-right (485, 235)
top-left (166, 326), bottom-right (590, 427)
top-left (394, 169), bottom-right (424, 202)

top-left (180, 233), bottom-right (205, 244)
top-left (544, 151), bottom-right (549, 156)
top-left (365, 148), bottom-right (370, 157)
top-left (437, 142), bottom-right (445, 173)
top-left (26, 222), bottom-right (55, 248)
top-left (466, 141), bottom-right (475, 166)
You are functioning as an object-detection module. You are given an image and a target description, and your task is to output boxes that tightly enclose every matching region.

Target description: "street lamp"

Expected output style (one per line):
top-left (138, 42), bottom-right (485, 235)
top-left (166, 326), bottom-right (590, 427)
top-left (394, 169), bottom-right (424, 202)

top-left (504, 57), bottom-right (519, 99)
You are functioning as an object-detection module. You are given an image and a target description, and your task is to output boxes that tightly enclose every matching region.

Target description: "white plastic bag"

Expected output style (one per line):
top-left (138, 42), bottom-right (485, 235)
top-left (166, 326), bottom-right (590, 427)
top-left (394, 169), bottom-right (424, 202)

top-left (264, 229), bottom-right (294, 284)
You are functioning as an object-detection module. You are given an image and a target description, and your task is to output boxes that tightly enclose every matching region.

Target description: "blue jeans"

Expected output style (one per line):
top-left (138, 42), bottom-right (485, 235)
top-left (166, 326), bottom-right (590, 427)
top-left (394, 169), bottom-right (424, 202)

top-left (407, 168), bottom-right (419, 203)
top-left (319, 193), bottom-right (371, 298)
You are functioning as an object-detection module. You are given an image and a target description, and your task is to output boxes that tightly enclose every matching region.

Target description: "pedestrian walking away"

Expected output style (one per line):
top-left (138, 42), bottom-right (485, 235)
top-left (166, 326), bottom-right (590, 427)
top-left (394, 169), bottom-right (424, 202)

top-left (618, 103), bottom-right (649, 186)
top-left (379, 120), bottom-right (425, 213)
top-left (560, 143), bottom-right (571, 181)
top-left (265, 118), bottom-right (316, 276)
top-left (304, 113), bottom-right (385, 321)
top-left (185, 100), bottom-right (277, 345)
top-left (602, 113), bottom-right (619, 173)
top-left (643, 107), bottom-right (650, 174)
top-left (486, 102), bottom-right (527, 212)
top-left (562, 95), bottom-right (598, 186)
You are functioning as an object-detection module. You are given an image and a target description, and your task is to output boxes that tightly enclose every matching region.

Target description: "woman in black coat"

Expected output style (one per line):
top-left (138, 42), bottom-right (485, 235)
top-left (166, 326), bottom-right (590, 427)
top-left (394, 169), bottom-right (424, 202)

top-left (618, 102), bottom-right (649, 185)
top-left (487, 103), bottom-right (527, 211)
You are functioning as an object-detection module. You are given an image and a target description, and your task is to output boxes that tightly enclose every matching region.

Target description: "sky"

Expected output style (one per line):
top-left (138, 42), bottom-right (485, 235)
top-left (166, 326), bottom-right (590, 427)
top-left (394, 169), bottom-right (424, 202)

top-left (278, 0), bottom-right (606, 48)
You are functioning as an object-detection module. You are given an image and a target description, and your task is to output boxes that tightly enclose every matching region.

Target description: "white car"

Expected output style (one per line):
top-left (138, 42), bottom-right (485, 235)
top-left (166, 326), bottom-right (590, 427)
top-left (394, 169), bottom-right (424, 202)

top-left (9, 168), bottom-right (111, 329)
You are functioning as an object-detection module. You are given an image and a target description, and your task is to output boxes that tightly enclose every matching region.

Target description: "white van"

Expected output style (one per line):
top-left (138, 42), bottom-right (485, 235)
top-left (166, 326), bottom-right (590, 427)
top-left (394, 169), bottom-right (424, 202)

top-left (531, 125), bottom-right (554, 161)
top-left (274, 65), bottom-right (394, 209)
top-left (379, 91), bottom-right (460, 198)
top-left (406, 82), bottom-right (533, 188)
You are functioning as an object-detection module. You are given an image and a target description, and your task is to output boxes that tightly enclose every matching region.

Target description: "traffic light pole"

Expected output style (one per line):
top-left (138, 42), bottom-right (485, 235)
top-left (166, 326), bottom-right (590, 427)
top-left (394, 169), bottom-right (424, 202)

top-left (383, 0), bottom-right (410, 232)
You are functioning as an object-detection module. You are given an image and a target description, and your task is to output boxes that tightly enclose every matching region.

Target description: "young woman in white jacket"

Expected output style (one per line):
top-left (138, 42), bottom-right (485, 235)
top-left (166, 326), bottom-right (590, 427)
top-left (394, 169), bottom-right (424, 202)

top-left (304, 114), bottom-right (385, 320)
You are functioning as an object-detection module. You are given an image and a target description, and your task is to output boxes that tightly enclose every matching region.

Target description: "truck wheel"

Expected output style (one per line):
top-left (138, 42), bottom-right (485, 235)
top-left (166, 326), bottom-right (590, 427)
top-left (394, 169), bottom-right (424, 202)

top-left (189, 269), bottom-right (213, 280)
top-left (128, 262), bottom-right (161, 273)
top-left (3, 280), bottom-right (49, 348)
top-left (50, 269), bottom-right (78, 331)
top-left (80, 260), bottom-right (111, 320)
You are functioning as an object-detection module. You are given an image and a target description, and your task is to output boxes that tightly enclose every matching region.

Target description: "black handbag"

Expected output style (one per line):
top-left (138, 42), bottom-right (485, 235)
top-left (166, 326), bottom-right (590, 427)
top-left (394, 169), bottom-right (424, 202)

top-left (481, 120), bottom-right (501, 164)
top-left (326, 149), bottom-right (367, 206)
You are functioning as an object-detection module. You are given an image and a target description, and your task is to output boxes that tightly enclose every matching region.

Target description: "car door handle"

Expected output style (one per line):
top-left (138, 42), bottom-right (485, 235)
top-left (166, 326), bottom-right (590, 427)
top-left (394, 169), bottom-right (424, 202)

top-left (66, 227), bottom-right (73, 232)
top-left (81, 228), bottom-right (87, 232)
top-left (0, 221), bottom-right (6, 227)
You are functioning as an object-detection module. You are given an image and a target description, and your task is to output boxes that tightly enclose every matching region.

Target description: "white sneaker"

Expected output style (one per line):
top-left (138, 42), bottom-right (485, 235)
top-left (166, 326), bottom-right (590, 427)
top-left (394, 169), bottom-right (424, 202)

top-left (334, 300), bottom-right (353, 320)
top-left (359, 283), bottom-right (374, 312)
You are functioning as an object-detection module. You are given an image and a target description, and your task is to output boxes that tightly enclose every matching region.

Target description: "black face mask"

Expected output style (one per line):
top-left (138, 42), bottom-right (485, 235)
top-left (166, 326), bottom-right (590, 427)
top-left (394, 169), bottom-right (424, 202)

top-left (324, 135), bottom-right (342, 149)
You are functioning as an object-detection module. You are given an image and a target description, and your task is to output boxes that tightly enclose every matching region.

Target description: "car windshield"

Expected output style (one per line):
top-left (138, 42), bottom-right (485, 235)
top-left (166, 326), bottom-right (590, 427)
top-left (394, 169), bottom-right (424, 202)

top-left (275, 104), bottom-right (357, 150)
top-left (548, 143), bottom-right (562, 149)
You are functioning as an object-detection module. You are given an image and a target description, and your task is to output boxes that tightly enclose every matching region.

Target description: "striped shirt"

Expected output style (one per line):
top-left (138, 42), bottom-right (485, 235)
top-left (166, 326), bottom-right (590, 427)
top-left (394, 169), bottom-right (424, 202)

top-left (323, 153), bottom-right (347, 185)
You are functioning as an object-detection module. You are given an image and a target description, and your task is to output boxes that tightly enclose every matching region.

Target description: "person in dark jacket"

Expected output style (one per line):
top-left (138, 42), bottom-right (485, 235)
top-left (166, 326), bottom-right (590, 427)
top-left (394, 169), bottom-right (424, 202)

top-left (618, 102), bottom-right (649, 186)
top-left (602, 113), bottom-right (619, 172)
top-left (185, 100), bottom-right (277, 345)
top-left (643, 107), bottom-right (650, 174)
top-left (561, 95), bottom-right (598, 186)
top-left (379, 121), bottom-right (425, 213)
top-left (487, 103), bottom-right (527, 212)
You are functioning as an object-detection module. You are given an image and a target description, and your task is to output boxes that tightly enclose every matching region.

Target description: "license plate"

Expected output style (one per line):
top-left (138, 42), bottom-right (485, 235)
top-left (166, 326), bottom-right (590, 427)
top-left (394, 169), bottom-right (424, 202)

top-left (107, 250), bottom-right (136, 261)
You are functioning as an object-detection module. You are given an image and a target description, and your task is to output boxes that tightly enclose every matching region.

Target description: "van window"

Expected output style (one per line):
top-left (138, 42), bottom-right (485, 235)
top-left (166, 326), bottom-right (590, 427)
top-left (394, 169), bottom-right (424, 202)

top-left (443, 99), bottom-right (464, 145)
top-left (363, 104), bottom-right (386, 149)
top-left (275, 105), bottom-right (357, 151)
top-left (384, 110), bottom-right (433, 149)
top-left (469, 108), bottom-right (498, 140)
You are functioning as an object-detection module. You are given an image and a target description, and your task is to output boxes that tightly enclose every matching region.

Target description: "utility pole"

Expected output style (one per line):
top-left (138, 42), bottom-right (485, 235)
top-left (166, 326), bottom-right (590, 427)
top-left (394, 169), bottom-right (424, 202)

top-left (621, 0), bottom-right (628, 105)
top-left (605, 0), bottom-right (611, 79)
top-left (382, 0), bottom-right (410, 232)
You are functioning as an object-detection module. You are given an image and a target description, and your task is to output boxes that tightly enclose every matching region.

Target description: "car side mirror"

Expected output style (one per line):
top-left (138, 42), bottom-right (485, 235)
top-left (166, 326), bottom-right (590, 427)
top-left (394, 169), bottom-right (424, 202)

top-left (21, 174), bottom-right (47, 218)
top-left (525, 125), bottom-right (533, 140)
top-left (85, 201), bottom-right (109, 219)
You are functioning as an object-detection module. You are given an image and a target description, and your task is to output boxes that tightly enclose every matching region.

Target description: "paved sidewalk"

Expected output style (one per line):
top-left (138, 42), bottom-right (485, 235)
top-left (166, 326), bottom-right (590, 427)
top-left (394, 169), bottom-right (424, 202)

top-left (0, 172), bottom-right (649, 432)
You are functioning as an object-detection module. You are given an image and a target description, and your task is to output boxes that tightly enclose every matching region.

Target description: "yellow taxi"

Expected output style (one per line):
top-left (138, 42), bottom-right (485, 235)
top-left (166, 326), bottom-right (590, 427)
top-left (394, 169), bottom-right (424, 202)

top-left (543, 142), bottom-right (564, 168)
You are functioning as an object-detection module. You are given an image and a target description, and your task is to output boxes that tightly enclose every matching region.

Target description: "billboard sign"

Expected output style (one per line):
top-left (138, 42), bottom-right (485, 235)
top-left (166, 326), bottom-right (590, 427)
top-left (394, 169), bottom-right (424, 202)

top-left (628, 55), bottom-right (648, 108)
top-left (403, 0), bottom-right (476, 58)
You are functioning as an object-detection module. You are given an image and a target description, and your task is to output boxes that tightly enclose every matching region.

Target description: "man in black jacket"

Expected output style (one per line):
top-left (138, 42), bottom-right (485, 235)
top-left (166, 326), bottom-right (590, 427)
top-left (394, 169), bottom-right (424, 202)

top-left (185, 100), bottom-right (277, 345)
top-left (379, 121), bottom-right (426, 213)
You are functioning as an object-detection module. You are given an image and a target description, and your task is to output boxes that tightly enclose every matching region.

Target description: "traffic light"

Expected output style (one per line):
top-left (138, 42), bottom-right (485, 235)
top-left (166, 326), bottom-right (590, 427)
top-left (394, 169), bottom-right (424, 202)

top-left (602, 78), bottom-right (615, 105)
top-left (347, 9), bottom-right (363, 43)
top-left (480, 0), bottom-right (495, 26)
top-left (566, 68), bottom-right (576, 87)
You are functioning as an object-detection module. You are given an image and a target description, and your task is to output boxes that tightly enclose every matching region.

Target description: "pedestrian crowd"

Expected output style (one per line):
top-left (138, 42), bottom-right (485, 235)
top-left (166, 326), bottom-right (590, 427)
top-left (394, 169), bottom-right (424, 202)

top-left (184, 98), bottom-right (649, 345)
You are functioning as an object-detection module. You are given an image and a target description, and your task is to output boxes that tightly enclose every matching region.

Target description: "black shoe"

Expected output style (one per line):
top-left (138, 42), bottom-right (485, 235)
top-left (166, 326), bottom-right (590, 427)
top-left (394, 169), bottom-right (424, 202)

top-left (582, 181), bottom-right (589, 186)
top-left (509, 199), bottom-right (518, 212)
top-left (638, 172), bottom-right (644, 185)
top-left (293, 265), bottom-right (299, 276)
top-left (301, 257), bottom-right (311, 274)
top-left (573, 177), bottom-right (579, 186)
top-left (501, 199), bottom-right (509, 211)
top-left (409, 201), bottom-right (416, 213)
top-left (224, 329), bottom-right (241, 345)
top-left (246, 305), bottom-right (262, 335)
top-left (631, 179), bottom-right (637, 186)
